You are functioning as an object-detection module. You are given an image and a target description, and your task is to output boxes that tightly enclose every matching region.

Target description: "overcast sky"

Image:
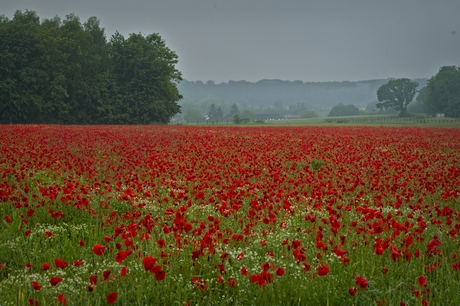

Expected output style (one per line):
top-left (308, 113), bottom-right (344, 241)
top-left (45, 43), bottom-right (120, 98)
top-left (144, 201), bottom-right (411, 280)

top-left (2, 0), bottom-right (460, 83)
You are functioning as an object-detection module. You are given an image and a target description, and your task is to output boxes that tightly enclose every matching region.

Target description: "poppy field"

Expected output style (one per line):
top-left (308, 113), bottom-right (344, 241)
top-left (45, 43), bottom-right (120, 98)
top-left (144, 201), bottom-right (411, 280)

top-left (0, 125), bottom-right (459, 305)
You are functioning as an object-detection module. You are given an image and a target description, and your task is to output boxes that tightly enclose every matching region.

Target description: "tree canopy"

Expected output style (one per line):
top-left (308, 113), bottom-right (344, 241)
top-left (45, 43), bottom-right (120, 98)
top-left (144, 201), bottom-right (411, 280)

top-left (424, 66), bottom-right (460, 118)
top-left (0, 10), bottom-right (182, 124)
top-left (328, 103), bottom-right (360, 117)
top-left (376, 78), bottom-right (418, 117)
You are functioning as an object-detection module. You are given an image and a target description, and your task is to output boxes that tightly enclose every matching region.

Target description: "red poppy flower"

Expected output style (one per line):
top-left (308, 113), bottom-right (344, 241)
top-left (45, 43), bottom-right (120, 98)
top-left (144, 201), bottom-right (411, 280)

top-left (89, 274), bottom-right (97, 285)
top-left (4, 215), bottom-right (12, 224)
top-left (241, 266), bottom-right (249, 276)
top-left (106, 292), bottom-right (118, 305)
top-left (142, 256), bottom-right (157, 270)
top-left (191, 277), bottom-right (207, 290)
top-left (24, 229), bottom-right (31, 236)
top-left (348, 287), bottom-right (356, 296)
top-left (260, 262), bottom-right (270, 272)
top-left (418, 275), bottom-right (427, 287)
top-left (276, 267), bottom-right (285, 276)
top-left (115, 250), bottom-right (132, 263)
top-left (54, 259), bottom-right (68, 269)
top-left (121, 266), bottom-right (127, 276)
top-left (42, 263), bottom-right (50, 271)
top-left (217, 264), bottom-right (225, 274)
top-left (30, 281), bottom-right (41, 290)
top-left (150, 265), bottom-right (161, 274)
top-left (157, 239), bottom-right (166, 248)
top-left (227, 278), bottom-right (237, 287)
top-left (355, 276), bottom-right (368, 289)
top-left (217, 275), bottom-right (224, 284)
top-left (250, 273), bottom-right (260, 283)
top-left (92, 244), bottom-right (105, 256)
top-left (50, 277), bottom-right (63, 286)
top-left (103, 270), bottom-right (111, 281)
top-left (155, 269), bottom-right (166, 281)
top-left (28, 298), bottom-right (38, 306)
top-left (79, 240), bottom-right (85, 247)
top-left (317, 265), bottom-right (330, 276)
top-left (58, 293), bottom-right (67, 306)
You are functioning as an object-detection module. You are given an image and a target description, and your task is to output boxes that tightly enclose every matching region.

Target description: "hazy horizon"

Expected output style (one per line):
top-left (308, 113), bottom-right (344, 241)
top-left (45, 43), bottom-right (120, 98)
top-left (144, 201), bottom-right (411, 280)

top-left (3, 0), bottom-right (459, 83)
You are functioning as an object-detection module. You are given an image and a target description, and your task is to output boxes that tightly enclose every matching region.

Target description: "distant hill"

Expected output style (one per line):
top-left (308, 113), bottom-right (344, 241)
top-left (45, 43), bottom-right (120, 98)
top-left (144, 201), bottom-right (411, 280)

top-left (177, 78), bottom-right (427, 111)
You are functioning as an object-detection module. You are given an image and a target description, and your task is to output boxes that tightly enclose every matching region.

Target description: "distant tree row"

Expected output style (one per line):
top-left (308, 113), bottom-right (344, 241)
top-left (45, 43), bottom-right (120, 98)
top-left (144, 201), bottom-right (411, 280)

top-left (0, 10), bottom-right (182, 124)
top-left (177, 78), bottom-right (415, 110)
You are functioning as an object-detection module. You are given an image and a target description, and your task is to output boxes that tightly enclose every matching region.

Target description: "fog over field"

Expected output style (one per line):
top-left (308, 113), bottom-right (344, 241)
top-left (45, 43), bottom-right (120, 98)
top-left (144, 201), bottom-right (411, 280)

top-left (3, 0), bottom-right (460, 83)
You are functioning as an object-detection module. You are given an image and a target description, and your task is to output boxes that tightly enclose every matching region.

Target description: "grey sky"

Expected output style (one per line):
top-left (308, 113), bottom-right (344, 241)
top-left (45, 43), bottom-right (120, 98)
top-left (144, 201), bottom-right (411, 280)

top-left (2, 0), bottom-right (459, 83)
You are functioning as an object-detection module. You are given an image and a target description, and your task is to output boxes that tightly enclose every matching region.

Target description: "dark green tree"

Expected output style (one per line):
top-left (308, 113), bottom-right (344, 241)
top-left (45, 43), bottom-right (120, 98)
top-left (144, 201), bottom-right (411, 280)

top-left (425, 66), bottom-right (460, 118)
top-left (216, 106), bottom-right (223, 121)
top-left (232, 113), bottom-right (242, 124)
top-left (301, 110), bottom-right (319, 118)
top-left (328, 103), bottom-right (360, 117)
top-left (207, 103), bottom-right (219, 121)
top-left (239, 109), bottom-right (255, 121)
top-left (228, 103), bottom-right (240, 117)
top-left (109, 32), bottom-right (182, 124)
top-left (376, 78), bottom-right (418, 117)
top-left (183, 108), bottom-right (205, 123)
top-left (0, 10), bottom-right (45, 123)
top-left (407, 86), bottom-right (430, 114)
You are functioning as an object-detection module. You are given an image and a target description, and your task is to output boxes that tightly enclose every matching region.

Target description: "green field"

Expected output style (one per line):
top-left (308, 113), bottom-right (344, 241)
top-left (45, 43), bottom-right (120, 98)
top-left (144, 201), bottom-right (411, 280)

top-left (176, 115), bottom-right (460, 128)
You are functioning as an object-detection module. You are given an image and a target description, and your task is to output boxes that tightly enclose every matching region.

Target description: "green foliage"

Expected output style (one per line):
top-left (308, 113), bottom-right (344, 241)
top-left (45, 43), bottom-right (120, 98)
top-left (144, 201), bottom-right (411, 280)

top-left (207, 103), bottom-right (223, 122)
top-left (376, 78), bottom-right (418, 117)
top-left (239, 109), bottom-right (256, 121)
top-left (310, 159), bottom-right (325, 171)
top-left (228, 103), bottom-right (240, 117)
top-left (425, 66), bottom-right (460, 118)
top-left (328, 103), bottom-right (360, 117)
top-left (301, 110), bottom-right (319, 118)
top-left (183, 107), bottom-right (205, 123)
top-left (232, 113), bottom-right (242, 124)
top-left (0, 10), bottom-right (182, 124)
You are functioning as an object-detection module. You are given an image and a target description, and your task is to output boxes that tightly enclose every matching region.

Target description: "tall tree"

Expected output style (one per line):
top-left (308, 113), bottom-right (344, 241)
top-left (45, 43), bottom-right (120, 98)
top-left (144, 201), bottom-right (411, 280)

top-left (109, 32), bottom-right (182, 124)
top-left (228, 103), bottom-right (240, 117)
top-left (328, 103), bottom-right (360, 117)
top-left (425, 66), bottom-right (460, 118)
top-left (0, 10), bottom-right (44, 123)
top-left (207, 103), bottom-right (217, 121)
top-left (376, 78), bottom-right (418, 117)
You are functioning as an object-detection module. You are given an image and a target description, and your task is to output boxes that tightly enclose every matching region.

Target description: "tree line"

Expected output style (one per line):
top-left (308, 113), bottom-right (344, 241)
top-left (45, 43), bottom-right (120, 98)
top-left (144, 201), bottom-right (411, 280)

top-left (0, 10), bottom-right (182, 124)
top-left (375, 66), bottom-right (460, 118)
top-left (327, 67), bottom-right (460, 118)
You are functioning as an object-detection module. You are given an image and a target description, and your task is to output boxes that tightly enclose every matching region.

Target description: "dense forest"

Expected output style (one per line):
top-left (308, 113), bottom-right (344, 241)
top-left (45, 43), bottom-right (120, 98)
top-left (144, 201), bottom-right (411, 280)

top-left (0, 10), bottom-right (182, 124)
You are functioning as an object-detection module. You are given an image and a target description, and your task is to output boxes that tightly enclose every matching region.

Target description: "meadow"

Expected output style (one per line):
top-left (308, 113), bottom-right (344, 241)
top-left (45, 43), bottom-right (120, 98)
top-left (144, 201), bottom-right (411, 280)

top-left (0, 125), bottom-right (459, 305)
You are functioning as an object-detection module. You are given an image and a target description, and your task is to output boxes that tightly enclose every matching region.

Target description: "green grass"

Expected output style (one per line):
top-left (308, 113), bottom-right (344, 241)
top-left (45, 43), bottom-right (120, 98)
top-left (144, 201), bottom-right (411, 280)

top-left (176, 115), bottom-right (460, 128)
